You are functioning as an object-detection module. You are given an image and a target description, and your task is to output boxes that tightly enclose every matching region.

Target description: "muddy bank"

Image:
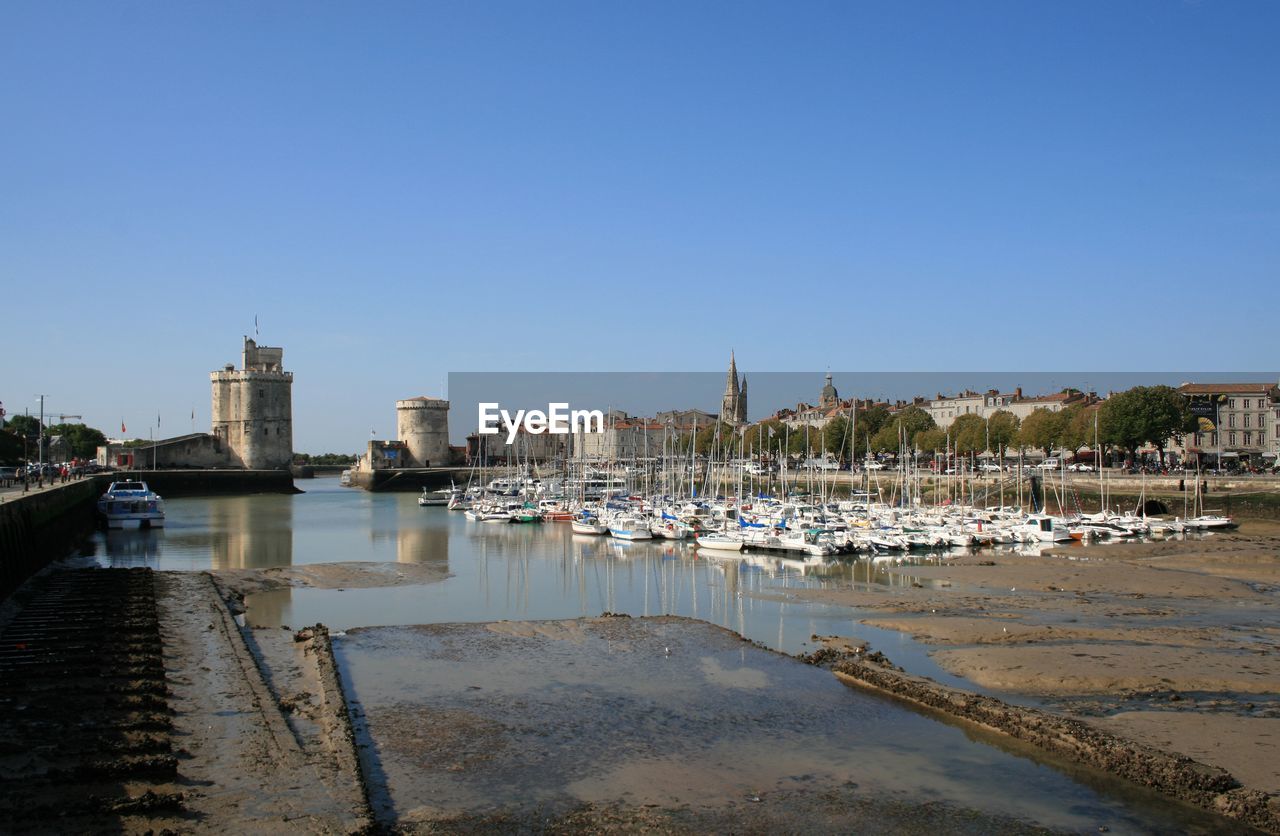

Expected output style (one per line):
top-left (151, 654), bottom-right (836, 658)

top-left (770, 530), bottom-right (1280, 815)
top-left (812, 645), bottom-right (1280, 833)
top-left (332, 615), bottom-right (1235, 833)
top-left (215, 559), bottom-right (452, 597)
top-left (157, 571), bottom-right (373, 832)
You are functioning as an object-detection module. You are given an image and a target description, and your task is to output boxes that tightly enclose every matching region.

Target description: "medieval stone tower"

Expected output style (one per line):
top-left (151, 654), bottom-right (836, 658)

top-left (396, 397), bottom-right (450, 467)
top-left (211, 337), bottom-right (294, 470)
top-left (719, 352), bottom-right (748, 425)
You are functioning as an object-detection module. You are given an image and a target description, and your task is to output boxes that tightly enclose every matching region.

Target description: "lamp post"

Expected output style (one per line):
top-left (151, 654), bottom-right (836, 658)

top-left (35, 394), bottom-right (46, 472)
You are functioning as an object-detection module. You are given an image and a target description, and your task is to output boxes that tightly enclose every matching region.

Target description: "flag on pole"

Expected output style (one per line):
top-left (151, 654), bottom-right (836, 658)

top-left (157, 412), bottom-right (161, 428)
top-left (121, 419), bottom-right (126, 434)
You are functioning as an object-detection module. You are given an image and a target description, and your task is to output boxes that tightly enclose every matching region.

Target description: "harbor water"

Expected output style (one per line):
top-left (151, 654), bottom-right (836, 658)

top-left (85, 477), bottom-right (1239, 833)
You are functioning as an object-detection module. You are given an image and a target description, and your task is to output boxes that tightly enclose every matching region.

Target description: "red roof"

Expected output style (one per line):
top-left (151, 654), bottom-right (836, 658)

top-left (1178, 383), bottom-right (1278, 395)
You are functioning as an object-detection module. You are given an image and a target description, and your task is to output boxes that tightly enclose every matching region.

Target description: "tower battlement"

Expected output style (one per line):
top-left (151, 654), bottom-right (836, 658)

top-left (210, 337), bottom-right (294, 470)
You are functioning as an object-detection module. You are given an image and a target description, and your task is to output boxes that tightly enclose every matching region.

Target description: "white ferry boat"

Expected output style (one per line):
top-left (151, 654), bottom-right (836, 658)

top-left (97, 481), bottom-right (166, 529)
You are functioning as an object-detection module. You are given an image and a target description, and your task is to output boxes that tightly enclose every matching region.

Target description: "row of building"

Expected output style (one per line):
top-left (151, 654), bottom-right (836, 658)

top-left (93, 341), bottom-right (1279, 472)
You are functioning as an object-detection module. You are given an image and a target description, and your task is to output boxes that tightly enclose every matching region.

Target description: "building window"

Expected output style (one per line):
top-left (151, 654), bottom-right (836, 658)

top-left (263, 427), bottom-right (269, 436)
top-left (1230, 398), bottom-right (1236, 409)
top-left (1245, 415), bottom-right (1251, 428)
top-left (1243, 399), bottom-right (1251, 409)
top-left (1211, 432), bottom-right (1217, 446)
top-left (1229, 432), bottom-right (1236, 446)
top-left (1229, 414), bottom-right (1236, 428)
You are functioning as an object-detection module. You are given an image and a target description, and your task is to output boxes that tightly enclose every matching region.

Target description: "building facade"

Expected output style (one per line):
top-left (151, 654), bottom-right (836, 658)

top-left (929, 387), bottom-right (1092, 429)
top-left (1173, 382), bottom-right (1280, 467)
top-left (210, 338), bottom-right (294, 469)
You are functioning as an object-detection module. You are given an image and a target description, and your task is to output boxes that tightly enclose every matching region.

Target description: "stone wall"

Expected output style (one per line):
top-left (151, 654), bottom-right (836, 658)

top-left (211, 369), bottom-right (293, 469)
top-left (0, 480), bottom-right (98, 599)
top-left (396, 398), bottom-right (450, 467)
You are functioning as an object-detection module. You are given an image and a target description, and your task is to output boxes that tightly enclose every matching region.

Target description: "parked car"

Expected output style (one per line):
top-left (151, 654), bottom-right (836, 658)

top-left (978, 463), bottom-right (1003, 473)
top-left (1036, 458), bottom-right (1060, 470)
top-left (1067, 463), bottom-right (1094, 472)
top-left (864, 461), bottom-right (887, 471)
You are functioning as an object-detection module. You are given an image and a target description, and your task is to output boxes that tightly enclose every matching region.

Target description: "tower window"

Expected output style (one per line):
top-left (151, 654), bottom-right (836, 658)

top-left (264, 427), bottom-right (269, 436)
top-left (259, 388), bottom-right (265, 398)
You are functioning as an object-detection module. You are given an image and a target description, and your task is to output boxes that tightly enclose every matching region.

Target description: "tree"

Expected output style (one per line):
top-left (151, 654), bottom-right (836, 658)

top-left (1056, 404), bottom-right (1091, 454)
top-left (1018, 408), bottom-right (1068, 458)
top-left (44, 423), bottom-right (107, 459)
top-left (1098, 385), bottom-right (1192, 464)
top-left (856, 404), bottom-right (891, 440)
top-left (693, 423), bottom-right (740, 456)
top-left (914, 427), bottom-right (948, 455)
top-left (986, 410), bottom-right (1020, 460)
top-left (950, 414), bottom-right (987, 455)
top-left (869, 423), bottom-right (902, 453)
top-left (895, 406), bottom-right (936, 439)
top-left (868, 407), bottom-right (937, 454)
top-left (4, 414), bottom-right (41, 441)
top-left (821, 416), bottom-right (851, 459)
top-left (741, 419), bottom-right (786, 456)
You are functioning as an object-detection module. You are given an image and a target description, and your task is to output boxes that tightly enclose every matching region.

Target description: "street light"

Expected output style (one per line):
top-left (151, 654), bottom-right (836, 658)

top-left (35, 394), bottom-right (46, 471)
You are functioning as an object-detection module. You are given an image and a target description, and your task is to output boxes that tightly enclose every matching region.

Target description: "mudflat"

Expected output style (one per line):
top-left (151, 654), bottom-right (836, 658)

top-left (775, 522), bottom-right (1280, 796)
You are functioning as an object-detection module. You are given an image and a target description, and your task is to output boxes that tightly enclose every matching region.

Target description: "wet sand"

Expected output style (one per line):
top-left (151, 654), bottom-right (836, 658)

top-left (774, 524), bottom-right (1280, 801)
top-left (331, 616), bottom-right (1238, 833)
top-left (214, 559), bottom-right (452, 596)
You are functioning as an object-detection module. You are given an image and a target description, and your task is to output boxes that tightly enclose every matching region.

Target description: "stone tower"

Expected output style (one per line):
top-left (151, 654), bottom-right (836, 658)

top-left (819, 372), bottom-right (839, 407)
top-left (396, 397), bottom-right (450, 467)
top-left (719, 352), bottom-right (748, 425)
top-left (211, 337), bottom-right (294, 470)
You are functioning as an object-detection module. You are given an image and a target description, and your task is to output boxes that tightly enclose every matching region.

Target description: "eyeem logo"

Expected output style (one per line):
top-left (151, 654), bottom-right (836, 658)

top-left (478, 403), bottom-right (605, 444)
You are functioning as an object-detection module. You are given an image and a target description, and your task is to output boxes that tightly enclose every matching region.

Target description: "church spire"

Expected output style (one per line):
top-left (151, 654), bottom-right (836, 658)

top-left (720, 352), bottom-right (746, 424)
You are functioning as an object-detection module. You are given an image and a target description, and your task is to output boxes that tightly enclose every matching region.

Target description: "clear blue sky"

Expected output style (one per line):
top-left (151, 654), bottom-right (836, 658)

top-left (2, 1), bottom-right (1277, 452)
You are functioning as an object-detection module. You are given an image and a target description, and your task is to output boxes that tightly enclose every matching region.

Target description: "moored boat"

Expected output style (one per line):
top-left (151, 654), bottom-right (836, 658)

top-left (97, 481), bottom-right (165, 529)
top-left (608, 515), bottom-right (653, 540)
top-left (695, 532), bottom-right (745, 552)
top-left (417, 487), bottom-right (452, 506)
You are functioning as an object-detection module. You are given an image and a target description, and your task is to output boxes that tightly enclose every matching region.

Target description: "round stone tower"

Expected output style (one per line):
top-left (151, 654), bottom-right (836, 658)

top-left (396, 397), bottom-right (450, 467)
top-left (211, 338), bottom-right (294, 470)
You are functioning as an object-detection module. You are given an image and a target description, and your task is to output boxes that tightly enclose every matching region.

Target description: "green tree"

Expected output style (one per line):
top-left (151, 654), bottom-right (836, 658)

top-left (4, 414), bottom-right (41, 442)
top-left (44, 423), bottom-right (107, 459)
top-left (1056, 404), bottom-right (1089, 453)
top-left (693, 423), bottom-right (740, 457)
top-left (914, 427), bottom-right (948, 454)
top-left (1098, 385), bottom-right (1192, 464)
top-left (868, 406), bottom-right (937, 453)
top-left (821, 416), bottom-right (851, 458)
top-left (856, 404), bottom-right (891, 440)
top-left (1018, 408), bottom-right (1068, 458)
top-left (741, 419), bottom-right (791, 457)
top-left (950, 414), bottom-right (987, 455)
top-left (986, 410), bottom-right (1020, 460)
top-left (869, 423), bottom-right (901, 453)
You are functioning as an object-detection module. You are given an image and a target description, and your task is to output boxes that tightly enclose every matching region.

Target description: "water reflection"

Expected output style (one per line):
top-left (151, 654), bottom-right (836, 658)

top-left (395, 501), bottom-right (449, 570)
top-left (208, 495), bottom-right (294, 570)
top-left (98, 529), bottom-right (165, 568)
